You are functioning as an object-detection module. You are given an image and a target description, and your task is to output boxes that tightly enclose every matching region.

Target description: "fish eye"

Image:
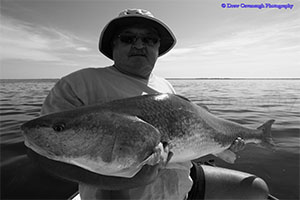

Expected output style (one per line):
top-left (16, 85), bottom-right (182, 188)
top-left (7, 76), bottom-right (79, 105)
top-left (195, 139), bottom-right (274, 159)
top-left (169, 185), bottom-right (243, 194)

top-left (52, 123), bottom-right (65, 132)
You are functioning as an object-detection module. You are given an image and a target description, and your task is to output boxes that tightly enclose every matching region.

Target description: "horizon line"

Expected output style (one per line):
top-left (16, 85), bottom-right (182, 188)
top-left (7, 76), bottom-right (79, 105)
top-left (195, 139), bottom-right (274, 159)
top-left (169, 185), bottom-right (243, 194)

top-left (166, 77), bottom-right (300, 80)
top-left (1, 77), bottom-right (300, 81)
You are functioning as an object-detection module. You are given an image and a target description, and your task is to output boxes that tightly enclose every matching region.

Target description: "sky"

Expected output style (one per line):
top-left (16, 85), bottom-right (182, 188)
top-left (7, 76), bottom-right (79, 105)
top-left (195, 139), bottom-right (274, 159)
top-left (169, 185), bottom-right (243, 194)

top-left (1, 0), bottom-right (300, 79)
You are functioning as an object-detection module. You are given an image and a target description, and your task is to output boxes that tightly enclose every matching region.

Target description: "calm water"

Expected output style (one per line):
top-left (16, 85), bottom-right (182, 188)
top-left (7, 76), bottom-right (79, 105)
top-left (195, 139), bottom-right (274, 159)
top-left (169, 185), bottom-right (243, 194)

top-left (1, 79), bottom-right (299, 199)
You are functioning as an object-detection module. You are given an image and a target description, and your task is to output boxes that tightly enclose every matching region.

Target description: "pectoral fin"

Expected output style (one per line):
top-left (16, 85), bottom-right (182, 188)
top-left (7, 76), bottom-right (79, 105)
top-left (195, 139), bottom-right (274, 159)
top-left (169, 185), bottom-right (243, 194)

top-left (141, 142), bottom-right (173, 168)
top-left (214, 150), bottom-right (237, 164)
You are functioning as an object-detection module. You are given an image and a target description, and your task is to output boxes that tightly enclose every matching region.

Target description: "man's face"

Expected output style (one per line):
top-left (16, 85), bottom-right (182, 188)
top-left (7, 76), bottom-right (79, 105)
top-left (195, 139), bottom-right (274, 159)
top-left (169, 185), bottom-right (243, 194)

top-left (112, 26), bottom-right (160, 79)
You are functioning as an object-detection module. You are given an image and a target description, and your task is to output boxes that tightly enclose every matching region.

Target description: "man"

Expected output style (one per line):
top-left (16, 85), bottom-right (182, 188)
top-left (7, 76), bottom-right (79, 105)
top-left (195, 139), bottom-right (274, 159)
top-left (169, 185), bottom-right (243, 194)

top-left (41, 9), bottom-right (269, 200)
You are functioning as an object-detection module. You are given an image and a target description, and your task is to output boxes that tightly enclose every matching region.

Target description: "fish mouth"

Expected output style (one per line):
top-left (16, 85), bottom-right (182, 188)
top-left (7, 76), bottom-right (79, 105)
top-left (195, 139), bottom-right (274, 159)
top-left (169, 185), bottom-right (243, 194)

top-left (24, 138), bottom-right (54, 158)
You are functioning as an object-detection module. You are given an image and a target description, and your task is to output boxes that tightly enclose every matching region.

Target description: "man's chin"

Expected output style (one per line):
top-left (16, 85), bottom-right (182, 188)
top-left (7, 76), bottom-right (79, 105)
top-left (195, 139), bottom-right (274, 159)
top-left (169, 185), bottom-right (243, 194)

top-left (128, 59), bottom-right (150, 68)
top-left (129, 56), bottom-right (147, 61)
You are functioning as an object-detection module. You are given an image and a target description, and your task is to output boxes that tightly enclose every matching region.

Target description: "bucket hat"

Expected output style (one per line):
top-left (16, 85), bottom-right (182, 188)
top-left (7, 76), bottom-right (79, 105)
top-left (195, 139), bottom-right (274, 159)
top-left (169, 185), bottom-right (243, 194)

top-left (99, 9), bottom-right (176, 60)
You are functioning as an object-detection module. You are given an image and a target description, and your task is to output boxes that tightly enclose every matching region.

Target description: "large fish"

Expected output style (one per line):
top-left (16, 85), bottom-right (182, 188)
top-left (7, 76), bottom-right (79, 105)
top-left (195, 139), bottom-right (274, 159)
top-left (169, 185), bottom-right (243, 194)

top-left (21, 93), bottom-right (275, 178)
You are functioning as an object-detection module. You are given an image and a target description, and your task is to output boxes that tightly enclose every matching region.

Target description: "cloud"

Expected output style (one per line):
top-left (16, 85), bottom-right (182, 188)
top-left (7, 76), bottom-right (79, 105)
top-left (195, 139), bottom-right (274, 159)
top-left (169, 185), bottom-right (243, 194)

top-left (0, 14), bottom-right (91, 62)
top-left (156, 18), bottom-right (300, 78)
top-left (160, 48), bottom-right (194, 61)
top-left (160, 19), bottom-right (300, 64)
top-left (76, 47), bottom-right (90, 51)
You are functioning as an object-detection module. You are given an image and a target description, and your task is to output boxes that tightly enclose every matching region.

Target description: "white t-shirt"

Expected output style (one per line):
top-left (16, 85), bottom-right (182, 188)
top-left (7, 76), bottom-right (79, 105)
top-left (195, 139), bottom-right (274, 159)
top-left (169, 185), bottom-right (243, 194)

top-left (41, 66), bottom-right (176, 114)
top-left (41, 66), bottom-right (193, 200)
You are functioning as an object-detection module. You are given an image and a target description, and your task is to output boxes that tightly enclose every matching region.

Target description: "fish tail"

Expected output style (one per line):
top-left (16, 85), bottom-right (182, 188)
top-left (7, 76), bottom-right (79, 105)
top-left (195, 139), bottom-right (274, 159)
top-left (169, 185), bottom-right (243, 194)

top-left (257, 119), bottom-right (275, 147)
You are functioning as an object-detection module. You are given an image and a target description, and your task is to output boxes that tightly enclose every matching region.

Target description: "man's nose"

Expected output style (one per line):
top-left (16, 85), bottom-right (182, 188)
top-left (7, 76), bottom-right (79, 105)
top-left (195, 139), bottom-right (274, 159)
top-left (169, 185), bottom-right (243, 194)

top-left (132, 38), bottom-right (146, 49)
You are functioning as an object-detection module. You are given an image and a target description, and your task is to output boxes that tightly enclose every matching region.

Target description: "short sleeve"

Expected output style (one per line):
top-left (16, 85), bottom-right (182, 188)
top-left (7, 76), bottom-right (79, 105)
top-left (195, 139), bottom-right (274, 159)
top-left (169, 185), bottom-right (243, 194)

top-left (40, 79), bottom-right (84, 115)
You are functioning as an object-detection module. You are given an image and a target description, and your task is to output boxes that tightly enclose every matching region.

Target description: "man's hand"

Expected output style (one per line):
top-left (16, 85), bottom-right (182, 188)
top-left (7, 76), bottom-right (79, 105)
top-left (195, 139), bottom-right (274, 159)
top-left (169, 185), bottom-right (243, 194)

top-left (229, 137), bottom-right (245, 152)
top-left (214, 137), bottom-right (246, 163)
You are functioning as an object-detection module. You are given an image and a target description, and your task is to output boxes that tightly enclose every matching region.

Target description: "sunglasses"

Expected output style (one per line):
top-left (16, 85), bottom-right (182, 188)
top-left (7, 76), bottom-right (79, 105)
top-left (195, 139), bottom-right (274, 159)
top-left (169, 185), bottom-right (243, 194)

top-left (117, 33), bottom-right (160, 46)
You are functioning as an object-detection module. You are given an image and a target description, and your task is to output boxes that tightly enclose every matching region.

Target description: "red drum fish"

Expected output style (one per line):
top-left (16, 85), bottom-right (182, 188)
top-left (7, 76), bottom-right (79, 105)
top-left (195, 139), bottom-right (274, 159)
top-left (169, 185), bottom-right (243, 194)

top-left (21, 94), bottom-right (275, 178)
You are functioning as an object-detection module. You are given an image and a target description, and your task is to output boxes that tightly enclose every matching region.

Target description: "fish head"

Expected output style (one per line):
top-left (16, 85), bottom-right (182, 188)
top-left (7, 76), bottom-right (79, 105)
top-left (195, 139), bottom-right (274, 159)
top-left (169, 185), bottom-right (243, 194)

top-left (21, 110), bottom-right (84, 158)
top-left (21, 109), bottom-right (162, 177)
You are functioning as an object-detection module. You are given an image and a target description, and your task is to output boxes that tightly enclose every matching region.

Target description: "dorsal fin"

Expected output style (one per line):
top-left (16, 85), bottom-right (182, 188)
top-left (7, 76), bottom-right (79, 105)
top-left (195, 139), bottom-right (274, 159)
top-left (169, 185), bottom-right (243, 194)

top-left (199, 104), bottom-right (211, 112)
top-left (175, 94), bottom-right (191, 102)
top-left (175, 94), bottom-right (211, 112)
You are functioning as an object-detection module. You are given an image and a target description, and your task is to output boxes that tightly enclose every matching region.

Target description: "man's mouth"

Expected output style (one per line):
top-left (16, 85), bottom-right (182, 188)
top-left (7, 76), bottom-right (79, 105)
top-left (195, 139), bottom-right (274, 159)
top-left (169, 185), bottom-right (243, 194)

top-left (129, 54), bottom-right (146, 57)
top-left (128, 51), bottom-right (146, 57)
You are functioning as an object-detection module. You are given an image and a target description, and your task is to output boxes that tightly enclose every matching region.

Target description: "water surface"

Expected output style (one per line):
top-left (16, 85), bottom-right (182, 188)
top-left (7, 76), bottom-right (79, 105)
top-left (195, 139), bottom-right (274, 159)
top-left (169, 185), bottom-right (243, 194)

top-left (1, 79), bottom-right (299, 199)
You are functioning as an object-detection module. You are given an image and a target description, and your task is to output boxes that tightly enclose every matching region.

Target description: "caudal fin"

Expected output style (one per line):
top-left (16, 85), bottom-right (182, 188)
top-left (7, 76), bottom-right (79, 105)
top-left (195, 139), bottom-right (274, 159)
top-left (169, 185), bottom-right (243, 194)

top-left (257, 119), bottom-right (275, 147)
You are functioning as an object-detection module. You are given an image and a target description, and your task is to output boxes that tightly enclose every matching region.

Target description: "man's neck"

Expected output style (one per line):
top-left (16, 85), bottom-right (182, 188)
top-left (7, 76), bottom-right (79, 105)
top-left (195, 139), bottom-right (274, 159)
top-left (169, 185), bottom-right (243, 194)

top-left (112, 65), bottom-right (151, 80)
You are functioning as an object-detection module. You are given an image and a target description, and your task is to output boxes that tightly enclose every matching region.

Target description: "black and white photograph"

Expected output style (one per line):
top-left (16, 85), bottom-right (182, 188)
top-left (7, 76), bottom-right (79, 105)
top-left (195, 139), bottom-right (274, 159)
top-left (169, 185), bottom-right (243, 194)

top-left (1, 0), bottom-right (299, 199)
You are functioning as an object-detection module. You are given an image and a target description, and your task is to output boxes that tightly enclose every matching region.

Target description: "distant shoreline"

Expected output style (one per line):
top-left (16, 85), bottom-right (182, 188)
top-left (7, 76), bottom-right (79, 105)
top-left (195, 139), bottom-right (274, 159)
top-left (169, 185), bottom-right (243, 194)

top-left (166, 78), bottom-right (300, 80)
